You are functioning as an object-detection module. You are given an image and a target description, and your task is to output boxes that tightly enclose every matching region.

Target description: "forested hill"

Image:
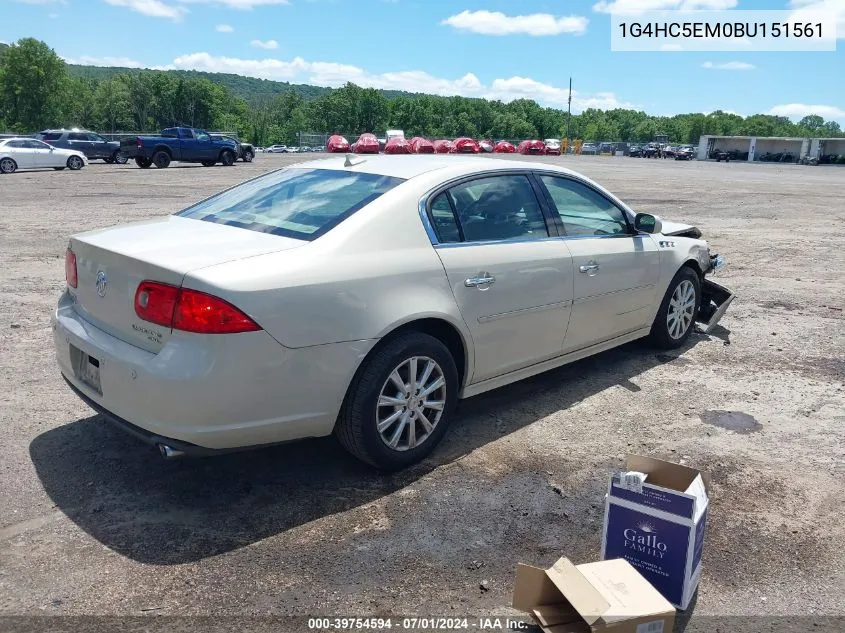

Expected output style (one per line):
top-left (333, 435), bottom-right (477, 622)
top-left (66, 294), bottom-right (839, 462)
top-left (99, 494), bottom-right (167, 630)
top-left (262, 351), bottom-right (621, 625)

top-left (3, 38), bottom-right (843, 146)
top-left (67, 64), bottom-right (417, 103)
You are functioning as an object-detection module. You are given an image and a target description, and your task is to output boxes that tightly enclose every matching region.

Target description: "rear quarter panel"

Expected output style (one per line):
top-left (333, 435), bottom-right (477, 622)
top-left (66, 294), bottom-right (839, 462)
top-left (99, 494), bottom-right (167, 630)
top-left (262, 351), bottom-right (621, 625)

top-left (183, 179), bottom-right (471, 349)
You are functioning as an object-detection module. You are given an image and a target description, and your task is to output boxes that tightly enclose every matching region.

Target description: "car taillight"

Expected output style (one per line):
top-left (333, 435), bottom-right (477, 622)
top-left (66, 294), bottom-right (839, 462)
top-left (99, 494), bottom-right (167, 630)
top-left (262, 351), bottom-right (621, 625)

top-left (135, 281), bottom-right (180, 328)
top-left (65, 249), bottom-right (78, 288)
top-left (136, 138), bottom-right (143, 149)
top-left (134, 281), bottom-right (260, 334)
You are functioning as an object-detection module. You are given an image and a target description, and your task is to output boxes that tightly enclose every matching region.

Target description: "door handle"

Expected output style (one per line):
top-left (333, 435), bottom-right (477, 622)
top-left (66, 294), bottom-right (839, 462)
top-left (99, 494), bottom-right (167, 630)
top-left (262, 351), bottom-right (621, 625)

top-left (579, 263), bottom-right (600, 274)
top-left (465, 274), bottom-right (496, 288)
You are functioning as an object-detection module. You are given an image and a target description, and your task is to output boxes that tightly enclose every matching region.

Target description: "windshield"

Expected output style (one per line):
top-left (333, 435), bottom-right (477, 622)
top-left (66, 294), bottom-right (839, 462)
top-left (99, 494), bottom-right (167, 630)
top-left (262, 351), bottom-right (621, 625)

top-left (176, 168), bottom-right (405, 240)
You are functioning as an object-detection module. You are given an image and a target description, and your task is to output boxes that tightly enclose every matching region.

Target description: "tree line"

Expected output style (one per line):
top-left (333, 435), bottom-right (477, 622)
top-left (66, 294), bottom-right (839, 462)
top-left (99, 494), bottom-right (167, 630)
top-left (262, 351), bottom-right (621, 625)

top-left (1, 38), bottom-right (842, 146)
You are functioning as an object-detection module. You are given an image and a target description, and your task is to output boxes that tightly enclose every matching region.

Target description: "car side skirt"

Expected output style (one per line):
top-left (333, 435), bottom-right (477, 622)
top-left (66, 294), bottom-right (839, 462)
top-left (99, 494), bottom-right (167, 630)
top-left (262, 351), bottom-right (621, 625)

top-left (460, 326), bottom-right (651, 399)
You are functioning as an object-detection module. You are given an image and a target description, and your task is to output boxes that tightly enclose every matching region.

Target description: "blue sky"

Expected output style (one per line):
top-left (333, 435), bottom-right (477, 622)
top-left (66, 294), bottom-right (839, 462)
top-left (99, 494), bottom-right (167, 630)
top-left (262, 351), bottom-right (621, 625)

top-left (3, 0), bottom-right (844, 123)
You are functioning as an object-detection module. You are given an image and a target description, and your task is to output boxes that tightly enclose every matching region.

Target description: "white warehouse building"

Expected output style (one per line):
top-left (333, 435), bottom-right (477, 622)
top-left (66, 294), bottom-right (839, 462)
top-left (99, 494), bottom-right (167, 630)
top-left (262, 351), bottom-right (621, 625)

top-left (697, 135), bottom-right (809, 162)
top-left (810, 137), bottom-right (845, 160)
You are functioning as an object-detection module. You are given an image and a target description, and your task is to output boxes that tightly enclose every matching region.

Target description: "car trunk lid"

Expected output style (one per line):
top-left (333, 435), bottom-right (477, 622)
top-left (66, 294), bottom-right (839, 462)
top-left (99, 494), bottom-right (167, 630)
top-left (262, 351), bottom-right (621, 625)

top-left (69, 216), bottom-right (305, 353)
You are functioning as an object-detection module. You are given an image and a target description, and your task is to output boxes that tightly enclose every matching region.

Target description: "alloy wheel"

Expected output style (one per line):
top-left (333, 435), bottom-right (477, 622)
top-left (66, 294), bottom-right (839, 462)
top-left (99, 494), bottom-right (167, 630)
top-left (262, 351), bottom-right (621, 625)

top-left (667, 279), bottom-right (696, 339)
top-left (376, 356), bottom-right (446, 451)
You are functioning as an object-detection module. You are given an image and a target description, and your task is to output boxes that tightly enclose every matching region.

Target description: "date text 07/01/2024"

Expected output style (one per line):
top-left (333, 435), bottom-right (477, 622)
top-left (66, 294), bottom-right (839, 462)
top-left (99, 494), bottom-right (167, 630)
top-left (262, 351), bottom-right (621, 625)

top-left (307, 617), bottom-right (530, 630)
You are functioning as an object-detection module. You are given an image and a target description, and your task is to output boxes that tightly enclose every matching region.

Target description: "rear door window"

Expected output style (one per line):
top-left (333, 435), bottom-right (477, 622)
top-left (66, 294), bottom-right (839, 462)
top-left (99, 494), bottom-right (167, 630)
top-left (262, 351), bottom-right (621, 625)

top-left (68, 133), bottom-right (88, 141)
top-left (428, 192), bottom-right (461, 244)
top-left (443, 174), bottom-right (548, 243)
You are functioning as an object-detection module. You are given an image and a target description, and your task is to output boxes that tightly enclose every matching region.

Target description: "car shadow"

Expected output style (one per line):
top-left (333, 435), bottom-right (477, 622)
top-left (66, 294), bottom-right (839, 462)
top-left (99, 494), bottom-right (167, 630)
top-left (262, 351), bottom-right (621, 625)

top-left (29, 335), bottom-right (709, 565)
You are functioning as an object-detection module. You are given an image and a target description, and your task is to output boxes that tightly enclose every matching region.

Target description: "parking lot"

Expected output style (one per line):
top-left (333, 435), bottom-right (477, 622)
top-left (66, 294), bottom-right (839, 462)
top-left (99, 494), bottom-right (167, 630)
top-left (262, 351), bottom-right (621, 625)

top-left (1, 154), bottom-right (843, 624)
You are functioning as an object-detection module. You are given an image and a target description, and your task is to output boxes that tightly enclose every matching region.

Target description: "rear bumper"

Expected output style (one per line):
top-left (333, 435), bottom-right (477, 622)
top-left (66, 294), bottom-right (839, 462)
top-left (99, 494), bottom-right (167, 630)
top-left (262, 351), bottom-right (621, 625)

top-left (52, 291), bottom-right (375, 450)
top-left (62, 375), bottom-right (225, 457)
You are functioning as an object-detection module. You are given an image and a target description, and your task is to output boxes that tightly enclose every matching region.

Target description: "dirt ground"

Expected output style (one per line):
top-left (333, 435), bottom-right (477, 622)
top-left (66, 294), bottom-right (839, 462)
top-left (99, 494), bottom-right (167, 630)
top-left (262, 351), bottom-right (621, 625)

top-left (1, 153), bottom-right (843, 631)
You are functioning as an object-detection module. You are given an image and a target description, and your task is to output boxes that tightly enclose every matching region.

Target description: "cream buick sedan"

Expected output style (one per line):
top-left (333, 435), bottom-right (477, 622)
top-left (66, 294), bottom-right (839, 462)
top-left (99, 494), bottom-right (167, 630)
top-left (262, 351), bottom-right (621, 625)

top-left (53, 155), bottom-right (733, 469)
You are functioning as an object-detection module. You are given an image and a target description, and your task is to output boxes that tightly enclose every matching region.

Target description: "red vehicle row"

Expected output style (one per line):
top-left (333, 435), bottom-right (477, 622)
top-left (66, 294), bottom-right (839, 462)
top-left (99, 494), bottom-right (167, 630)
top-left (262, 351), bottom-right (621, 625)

top-left (325, 134), bottom-right (562, 156)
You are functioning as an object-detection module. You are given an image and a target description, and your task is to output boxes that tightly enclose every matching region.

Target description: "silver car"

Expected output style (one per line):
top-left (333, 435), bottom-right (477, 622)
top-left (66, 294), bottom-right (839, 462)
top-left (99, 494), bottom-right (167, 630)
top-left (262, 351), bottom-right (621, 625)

top-left (53, 156), bottom-right (733, 469)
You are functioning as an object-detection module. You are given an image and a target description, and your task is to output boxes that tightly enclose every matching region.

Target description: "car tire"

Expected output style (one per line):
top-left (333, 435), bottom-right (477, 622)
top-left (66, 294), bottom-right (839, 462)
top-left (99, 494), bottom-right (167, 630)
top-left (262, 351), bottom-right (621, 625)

top-left (67, 155), bottom-right (84, 170)
top-left (220, 150), bottom-right (235, 166)
top-left (0, 157), bottom-right (18, 174)
top-left (152, 151), bottom-right (171, 169)
top-left (135, 157), bottom-right (152, 169)
top-left (336, 332), bottom-right (458, 471)
top-left (649, 267), bottom-right (701, 349)
top-left (113, 151), bottom-right (128, 165)
top-left (242, 150), bottom-right (254, 163)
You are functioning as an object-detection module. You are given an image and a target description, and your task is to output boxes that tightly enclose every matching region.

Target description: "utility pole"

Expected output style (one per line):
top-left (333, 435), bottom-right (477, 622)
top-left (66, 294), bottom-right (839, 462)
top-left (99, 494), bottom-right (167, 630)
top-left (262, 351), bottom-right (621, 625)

top-left (566, 77), bottom-right (572, 149)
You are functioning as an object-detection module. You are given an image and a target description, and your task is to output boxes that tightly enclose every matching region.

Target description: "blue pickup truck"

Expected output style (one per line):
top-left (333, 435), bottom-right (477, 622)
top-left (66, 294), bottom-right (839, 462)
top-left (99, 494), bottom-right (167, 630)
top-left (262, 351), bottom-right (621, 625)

top-left (120, 127), bottom-right (239, 169)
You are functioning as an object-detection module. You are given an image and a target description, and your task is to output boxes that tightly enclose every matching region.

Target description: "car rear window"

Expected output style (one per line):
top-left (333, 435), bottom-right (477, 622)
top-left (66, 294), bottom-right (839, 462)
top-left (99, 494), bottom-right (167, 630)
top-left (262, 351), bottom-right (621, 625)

top-left (176, 168), bottom-right (405, 240)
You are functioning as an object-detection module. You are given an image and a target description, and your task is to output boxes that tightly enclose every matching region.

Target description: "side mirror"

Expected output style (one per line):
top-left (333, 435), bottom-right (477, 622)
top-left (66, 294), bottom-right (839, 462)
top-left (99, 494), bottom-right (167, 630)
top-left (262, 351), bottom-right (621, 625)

top-left (634, 213), bottom-right (663, 234)
top-left (49, 147), bottom-right (55, 152)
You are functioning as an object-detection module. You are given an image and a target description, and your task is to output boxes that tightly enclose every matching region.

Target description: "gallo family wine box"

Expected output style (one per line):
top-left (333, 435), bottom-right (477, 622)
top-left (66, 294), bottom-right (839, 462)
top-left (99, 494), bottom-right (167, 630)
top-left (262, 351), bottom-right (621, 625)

top-left (600, 456), bottom-right (710, 610)
top-left (512, 556), bottom-right (675, 633)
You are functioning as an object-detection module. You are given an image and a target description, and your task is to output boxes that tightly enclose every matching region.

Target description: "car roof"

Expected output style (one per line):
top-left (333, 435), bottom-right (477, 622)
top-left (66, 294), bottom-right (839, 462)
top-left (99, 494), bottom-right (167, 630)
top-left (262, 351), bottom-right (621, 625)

top-left (288, 154), bottom-right (580, 181)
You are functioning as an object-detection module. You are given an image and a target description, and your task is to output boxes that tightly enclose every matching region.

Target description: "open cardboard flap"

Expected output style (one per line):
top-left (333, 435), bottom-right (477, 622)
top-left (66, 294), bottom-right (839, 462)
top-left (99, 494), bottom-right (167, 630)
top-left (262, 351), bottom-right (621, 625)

top-left (624, 455), bottom-right (710, 520)
top-left (513, 557), bottom-right (675, 632)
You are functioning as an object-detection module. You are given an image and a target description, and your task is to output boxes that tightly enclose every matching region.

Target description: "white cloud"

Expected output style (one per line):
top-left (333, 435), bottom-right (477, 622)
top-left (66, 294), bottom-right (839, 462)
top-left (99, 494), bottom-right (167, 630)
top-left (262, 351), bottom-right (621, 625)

top-left (168, 52), bottom-right (633, 111)
top-left (250, 39), bottom-right (279, 49)
top-left (216, 24), bottom-right (234, 32)
top-left (702, 61), bottom-right (755, 70)
top-left (593, 0), bottom-right (737, 13)
top-left (442, 10), bottom-right (588, 36)
top-left (103, 0), bottom-right (186, 20)
top-left (177, 0), bottom-right (289, 8)
top-left (787, 0), bottom-right (844, 39)
top-left (62, 55), bottom-right (173, 70)
top-left (767, 103), bottom-right (845, 122)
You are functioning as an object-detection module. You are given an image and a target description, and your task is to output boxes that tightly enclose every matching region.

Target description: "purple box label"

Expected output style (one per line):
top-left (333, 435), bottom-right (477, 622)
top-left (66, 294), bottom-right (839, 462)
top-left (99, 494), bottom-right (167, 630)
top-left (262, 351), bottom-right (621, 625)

top-left (610, 481), bottom-right (695, 519)
top-left (605, 502), bottom-right (691, 606)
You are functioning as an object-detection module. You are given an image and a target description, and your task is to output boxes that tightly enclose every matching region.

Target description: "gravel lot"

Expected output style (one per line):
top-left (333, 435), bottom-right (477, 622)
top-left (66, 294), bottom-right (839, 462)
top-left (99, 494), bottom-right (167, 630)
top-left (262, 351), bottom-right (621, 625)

top-left (1, 154), bottom-right (843, 630)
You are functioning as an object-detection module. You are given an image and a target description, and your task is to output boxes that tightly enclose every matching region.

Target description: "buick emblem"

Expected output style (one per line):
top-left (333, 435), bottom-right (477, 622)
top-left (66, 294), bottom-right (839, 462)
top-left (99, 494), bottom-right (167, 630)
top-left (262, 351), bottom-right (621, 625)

top-left (96, 270), bottom-right (108, 297)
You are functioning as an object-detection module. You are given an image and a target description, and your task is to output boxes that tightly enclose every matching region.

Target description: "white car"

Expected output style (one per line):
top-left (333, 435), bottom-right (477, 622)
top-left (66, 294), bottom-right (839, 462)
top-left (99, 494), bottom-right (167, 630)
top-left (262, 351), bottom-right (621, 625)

top-left (0, 137), bottom-right (87, 173)
top-left (53, 156), bottom-right (733, 469)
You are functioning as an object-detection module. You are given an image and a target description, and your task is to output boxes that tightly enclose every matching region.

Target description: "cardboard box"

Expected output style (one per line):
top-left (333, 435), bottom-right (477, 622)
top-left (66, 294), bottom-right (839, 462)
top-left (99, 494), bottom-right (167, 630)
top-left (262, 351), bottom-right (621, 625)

top-left (601, 456), bottom-right (710, 610)
top-left (512, 556), bottom-right (675, 633)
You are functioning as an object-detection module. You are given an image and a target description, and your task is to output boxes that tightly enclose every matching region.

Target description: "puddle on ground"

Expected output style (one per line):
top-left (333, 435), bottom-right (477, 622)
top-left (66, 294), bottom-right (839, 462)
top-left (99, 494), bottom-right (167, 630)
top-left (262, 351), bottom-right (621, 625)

top-left (700, 410), bottom-right (762, 433)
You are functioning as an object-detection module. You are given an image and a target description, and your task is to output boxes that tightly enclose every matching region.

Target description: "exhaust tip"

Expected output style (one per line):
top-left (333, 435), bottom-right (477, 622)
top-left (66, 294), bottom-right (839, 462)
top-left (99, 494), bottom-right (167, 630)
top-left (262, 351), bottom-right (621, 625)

top-left (158, 444), bottom-right (186, 459)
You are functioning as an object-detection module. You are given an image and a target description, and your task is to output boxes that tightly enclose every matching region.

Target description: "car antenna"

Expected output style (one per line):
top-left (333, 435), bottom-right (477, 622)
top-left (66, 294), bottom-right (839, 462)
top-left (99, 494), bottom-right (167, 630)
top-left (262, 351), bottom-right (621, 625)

top-left (344, 153), bottom-right (366, 167)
